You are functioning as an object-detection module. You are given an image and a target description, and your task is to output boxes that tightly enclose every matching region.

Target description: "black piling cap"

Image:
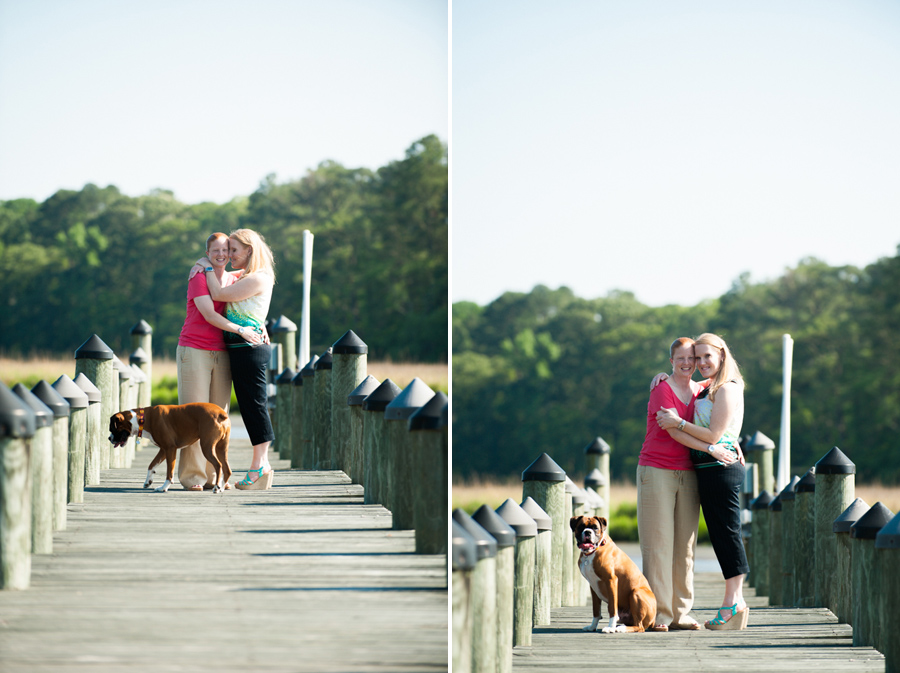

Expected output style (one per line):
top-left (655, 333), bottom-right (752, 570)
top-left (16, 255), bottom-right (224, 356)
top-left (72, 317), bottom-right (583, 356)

top-left (473, 504), bottom-right (516, 548)
top-left (520, 497), bottom-right (552, 531)
top-left (73, 373), bottom-right (102, 403)
top-left (522, 453), bottom-right (566, 483)
top-left (300, 355), bottom-right (320, 378)
top-left (75, 334), bottom-right (114, 361)
top-left (746, 430), bottom-right (776, 451)
top-left (332, 329), bottom-right (368, 355)
top-left (751, 491), bottom-right (774, 510)
top-left (584, 437), bottom-right (611, 455)
top-left (276, 368), bottom-right (296, 384)
top-left (291, 370), bottom-right (304, 386)
top-left (851, 502), bottom-right (894, 540)
top-left (52, 375), bottom-right (89, 409)
top-left (129, 347), bottom-right (149, 366)
top-left (269, 315), bottom-right (298, 333)
top-left (496, 499), bottom-right (538, 538)
top-left (408, 391), bottom-right (448, 430)
top-left (362, 379), bottom-right (402, 412)
top-left (584, 468), bottom-right (607, 489)
top-left (130, 320), bottom-right (153, 335)
top-left (348, 376), bottom-right (381, 406)
top-left (452, 508), bottom-right (497, 560)
top-left (452, 520), bottom-right (477, 570)
top-left (12, 383), bottom-right (54, 429)
top-left (385, 378), bottom-right (434, 421)
top-left (768, 491), bottom-right (784, 512)
top-left (779, 475), bottom-right (801, 501)
top-left (814, 446), bottom-right (856, 475)
top-left (314, 348), bottom-right (333, 371)
top-left (0, 382), bottom-right (37, 439)
top-left (31, 380), bottom-right (70, 418)
top-left (875, 512), bottom-right (900, 549)
top-left (834, 498), bottom-right (870, 533)
top-left (795, 467), bottom-right (816, 493)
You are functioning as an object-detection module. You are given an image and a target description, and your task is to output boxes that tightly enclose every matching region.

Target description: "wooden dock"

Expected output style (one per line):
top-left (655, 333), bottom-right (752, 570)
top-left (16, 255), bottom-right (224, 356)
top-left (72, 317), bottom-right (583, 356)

top-left (513, 546), bottom-right (885, 673)
top-left (0, 421), bottom-right (448, 672)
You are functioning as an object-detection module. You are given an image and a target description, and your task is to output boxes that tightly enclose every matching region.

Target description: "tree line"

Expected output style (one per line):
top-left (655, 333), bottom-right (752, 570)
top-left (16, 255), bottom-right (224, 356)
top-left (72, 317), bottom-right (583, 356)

top-left (0, 135), bottom-right (447, 363)
top-left (453, 250), bottom-right (900, 485)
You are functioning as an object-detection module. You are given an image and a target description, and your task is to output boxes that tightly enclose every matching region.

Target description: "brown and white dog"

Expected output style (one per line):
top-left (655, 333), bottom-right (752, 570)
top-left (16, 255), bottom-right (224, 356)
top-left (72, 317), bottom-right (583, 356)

top-left (108, 403), bottom-right (232, 493)
top-left (570, 515), bottom-right (660, 633)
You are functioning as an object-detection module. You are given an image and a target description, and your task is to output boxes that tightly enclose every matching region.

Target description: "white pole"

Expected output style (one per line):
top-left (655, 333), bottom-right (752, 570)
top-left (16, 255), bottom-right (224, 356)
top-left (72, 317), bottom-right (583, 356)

top-left (777, 333), bottom-right (793, 492)
top-left (299, 230), bottom-right (314, 368)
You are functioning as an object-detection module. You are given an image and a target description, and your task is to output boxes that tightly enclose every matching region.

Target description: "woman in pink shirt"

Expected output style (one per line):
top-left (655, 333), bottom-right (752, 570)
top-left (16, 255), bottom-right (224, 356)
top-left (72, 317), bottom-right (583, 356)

top-left (175, 232), bottom-right (263, 490)
top-left (636, 337), bottom-right (704, 630)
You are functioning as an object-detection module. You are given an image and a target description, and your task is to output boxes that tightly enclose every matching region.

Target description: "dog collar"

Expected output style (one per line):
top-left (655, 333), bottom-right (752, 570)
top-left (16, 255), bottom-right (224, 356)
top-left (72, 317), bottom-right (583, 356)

top-left (136, 408), bottom-right (145, 444)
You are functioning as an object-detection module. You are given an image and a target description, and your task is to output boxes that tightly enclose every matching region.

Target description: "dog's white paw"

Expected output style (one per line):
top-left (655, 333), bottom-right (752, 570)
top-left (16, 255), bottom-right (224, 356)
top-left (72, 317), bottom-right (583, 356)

top-left (582, 624), bottom-right (598, 632)
top-left (213, 483), bottom-right (223, 494)
top-left (143, 480), bottom-right (152, 488)
top-left (601, 625), bottom-right (627, 634)
top-left (154, 480), bottom-right (171, 493)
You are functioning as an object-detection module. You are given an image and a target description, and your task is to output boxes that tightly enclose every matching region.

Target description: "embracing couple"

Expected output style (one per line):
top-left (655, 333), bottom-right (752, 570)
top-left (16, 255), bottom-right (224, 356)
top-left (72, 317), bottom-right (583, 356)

top-left (175, 228), bottom-right (277, 491)
top-left (637, 333), bottom-right (750, 631)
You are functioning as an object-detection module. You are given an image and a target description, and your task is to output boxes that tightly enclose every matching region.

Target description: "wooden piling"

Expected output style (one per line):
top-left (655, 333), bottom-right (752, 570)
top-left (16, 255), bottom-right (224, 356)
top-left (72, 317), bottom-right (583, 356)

top-left (409, 392), bottom-right (448, 554)
top-left (473, 505), bottom-right (516, 673)
top-left (875, 512), bottom-right (900, 673)
top-left (452, 520), bottom-right (477, 673)
top-left (73, 373), bottom-right (101, 485)
top-left (51, 377), bottom-right (88, 505)
top-left (299, 356), bottom-right (319, 469)
top-left (331, 330), bottom-right (367, 477)
top-left (313, 350), bottom-right (333, 470)
top-left (362, 379), bottom-right (400, 506)
top-left (584, 438), bottom-right (610, 520)
top-left (31, 382), bottom-right (70, 532)
top-left (832, 498), bottom-right (869, 624)
top-left (522, 453), bottom-right (566, 608)
top-left (779, 475), bottom-right (799, 605)
top-left (11, 386), bottom-right (53, 556)
top-left (813, 447), bottom-right (855, 613)
top-left (767, 490), bottom-right (784, 605)
top-left (347, 376), bottom-right (380, 486)
top-left (497, 498), bottom-right (537, 647)
top-left (793, 468), bottom-right (816, 606)
top-left (521, 496), bottom-right (552, 626)
top-left (289, 370), bottom-right (304, 468)
top-left (0, 383), bottom-right (35, 590)
top-left (129, 321), bottom-right (153, 407)
top-left (750, 491), bottom-right (772, 598)
top-left (453, 509), bottom-right (498, 673)
top-left (850, 502), bottom-right (893, 647)
top-left (385, 378), bottom-right (434, 530)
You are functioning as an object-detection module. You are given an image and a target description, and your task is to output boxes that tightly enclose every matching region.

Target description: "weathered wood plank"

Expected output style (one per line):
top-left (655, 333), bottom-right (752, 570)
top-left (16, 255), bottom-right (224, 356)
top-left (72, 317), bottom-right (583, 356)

top-left (513, 561), bottom-right (884, 673)
top-left (0, 424), bottom-right (448, 672)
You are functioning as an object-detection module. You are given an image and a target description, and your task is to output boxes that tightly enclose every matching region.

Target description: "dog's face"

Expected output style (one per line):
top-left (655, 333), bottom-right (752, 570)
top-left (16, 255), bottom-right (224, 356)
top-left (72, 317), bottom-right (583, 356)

top-left (570, 515), bottom-right (608, 555)
top-left (108, 411), bottom-right (136, 448)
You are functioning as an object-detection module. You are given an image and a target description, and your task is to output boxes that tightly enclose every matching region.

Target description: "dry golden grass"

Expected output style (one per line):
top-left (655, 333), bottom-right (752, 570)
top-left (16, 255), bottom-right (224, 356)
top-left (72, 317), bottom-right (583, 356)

top-left (0, 354), bottom-right (446, 391)
top-left (452, 476), bottom-right (900, 514)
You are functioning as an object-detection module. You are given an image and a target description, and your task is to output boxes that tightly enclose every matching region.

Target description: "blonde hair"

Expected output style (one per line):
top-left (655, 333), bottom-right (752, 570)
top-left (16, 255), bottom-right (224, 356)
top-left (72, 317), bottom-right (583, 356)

top-left (230, 228), bottom-right (275, 280)
top-left (695, 333), bottom-right (743, 402)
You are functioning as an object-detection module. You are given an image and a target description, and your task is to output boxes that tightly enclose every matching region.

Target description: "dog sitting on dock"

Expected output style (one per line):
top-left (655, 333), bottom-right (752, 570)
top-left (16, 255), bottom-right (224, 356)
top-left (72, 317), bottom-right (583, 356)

top-left (570, 515), bottom-right (664, 633)
top-left (108, 403), bottom-right (231, 493)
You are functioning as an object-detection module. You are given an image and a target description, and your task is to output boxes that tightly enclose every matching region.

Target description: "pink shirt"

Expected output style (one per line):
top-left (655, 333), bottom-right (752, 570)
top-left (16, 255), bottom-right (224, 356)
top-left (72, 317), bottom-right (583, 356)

top-left (638, 381), bottom-right (699, 471)
top-left (178, 272), bottom-right (236, 351)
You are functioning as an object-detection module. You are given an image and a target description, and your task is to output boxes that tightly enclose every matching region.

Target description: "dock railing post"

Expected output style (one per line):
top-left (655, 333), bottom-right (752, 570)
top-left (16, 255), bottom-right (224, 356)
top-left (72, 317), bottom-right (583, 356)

top-left (408, 392), bottom-right (448, 554)
top-left (453, 509), bottom-right (498, 673)
top-left (11, 385), bottom-right (53, 555)
top-left (497, 498), bottom-right (537, 647)
top-left (348, 376), bottom-right (380, 485)
top-left (584, 437), bottom-right (610, 520)
top-left (850, 503), bottom-right (893, 647)
top-left (452, 521), bottom-right (477, 673)
top-left (521, 453), bottom-right (566, 608)
top-left (0, 382), bottom-right (36, 590)
top-left (289, 370), bottom-right (304, 468)
top-left (779, 475), bottom-right (799, 605)
top-left (875, 512), bottom-right (900, 672)
top-left (51, 376), bottom-right (88, 505)
top-left (129, 320), bottom-right (153, 406)
top-left (275, 368), bottom-right (295, 461)
top-left (73, 374), bottom-right (101, 485)
top-left (767, 489), bottom-right (785, 605)
top-left (832, 498), bottom-right (869, 624)
top-left (813, 447), bottom-right (855, 612)
top-left (31, 382), bottom-right (70, 532)
top-left (793, 468), bottom-right (816, 606)
top-left (521, 497), bottom-right (552, 626)
top-left (313, 349), bottom-right (333, 470)
top-left (299, 355), bottom-right (319, 469)
top-left (749, 491), bottom-right (772, 596)
top-left (362, 380), bottom-right (400, 505)
top-left (331, 330), bottom-right (368, 477)
top-left (562, 478), bottom-right (575, 605)
top-left (473, 505), bottom-right (515, 673)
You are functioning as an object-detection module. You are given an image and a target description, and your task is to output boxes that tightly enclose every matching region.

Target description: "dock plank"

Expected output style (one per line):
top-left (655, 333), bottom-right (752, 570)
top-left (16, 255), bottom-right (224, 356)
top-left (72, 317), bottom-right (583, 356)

top-left (513, 567), bottom-right (884, 673)
top-left (0, 429), bottom-right (448, 672)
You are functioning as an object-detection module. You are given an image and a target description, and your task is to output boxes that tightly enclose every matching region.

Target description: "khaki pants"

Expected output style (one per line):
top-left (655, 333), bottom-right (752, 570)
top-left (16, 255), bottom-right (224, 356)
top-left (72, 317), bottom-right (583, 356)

top-left (636, 464), bottom-right (700, 627)
top-left (176, 345), bottom-right (232, 488)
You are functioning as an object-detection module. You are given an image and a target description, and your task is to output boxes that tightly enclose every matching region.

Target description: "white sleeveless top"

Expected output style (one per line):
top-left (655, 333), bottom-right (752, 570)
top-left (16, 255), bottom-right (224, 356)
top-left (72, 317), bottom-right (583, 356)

top-left (224, 272), bottom-right (273, 347)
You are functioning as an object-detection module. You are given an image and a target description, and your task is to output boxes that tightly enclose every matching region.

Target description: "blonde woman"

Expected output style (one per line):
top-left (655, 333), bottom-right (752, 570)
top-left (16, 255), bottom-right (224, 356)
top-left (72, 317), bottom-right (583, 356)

top-left (656, 333), bottom-right (749, 630)
top-left (194, 228), bottom-right (276, 490)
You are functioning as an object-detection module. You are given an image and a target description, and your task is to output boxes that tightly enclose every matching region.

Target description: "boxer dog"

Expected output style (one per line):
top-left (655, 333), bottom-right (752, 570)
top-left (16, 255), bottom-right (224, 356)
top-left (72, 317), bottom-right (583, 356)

top-left (570, 515), bottom-right (662, 633)
top-left (108, 403), bottom-right (232, 493)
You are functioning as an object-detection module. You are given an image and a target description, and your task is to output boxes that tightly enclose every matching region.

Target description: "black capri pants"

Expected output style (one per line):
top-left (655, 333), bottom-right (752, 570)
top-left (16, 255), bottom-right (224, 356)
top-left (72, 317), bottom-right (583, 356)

top-left (696, 461), bottom-right (750, 580)
top-left (227, 343), bottom-right (275, 446)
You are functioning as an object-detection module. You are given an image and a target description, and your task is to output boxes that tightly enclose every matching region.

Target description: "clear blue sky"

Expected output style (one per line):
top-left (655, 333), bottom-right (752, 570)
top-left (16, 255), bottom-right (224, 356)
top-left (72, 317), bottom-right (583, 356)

top-left (0, 0), bottom-right (448, 205)
top-left (453, 1), bottom-right (900, 308)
